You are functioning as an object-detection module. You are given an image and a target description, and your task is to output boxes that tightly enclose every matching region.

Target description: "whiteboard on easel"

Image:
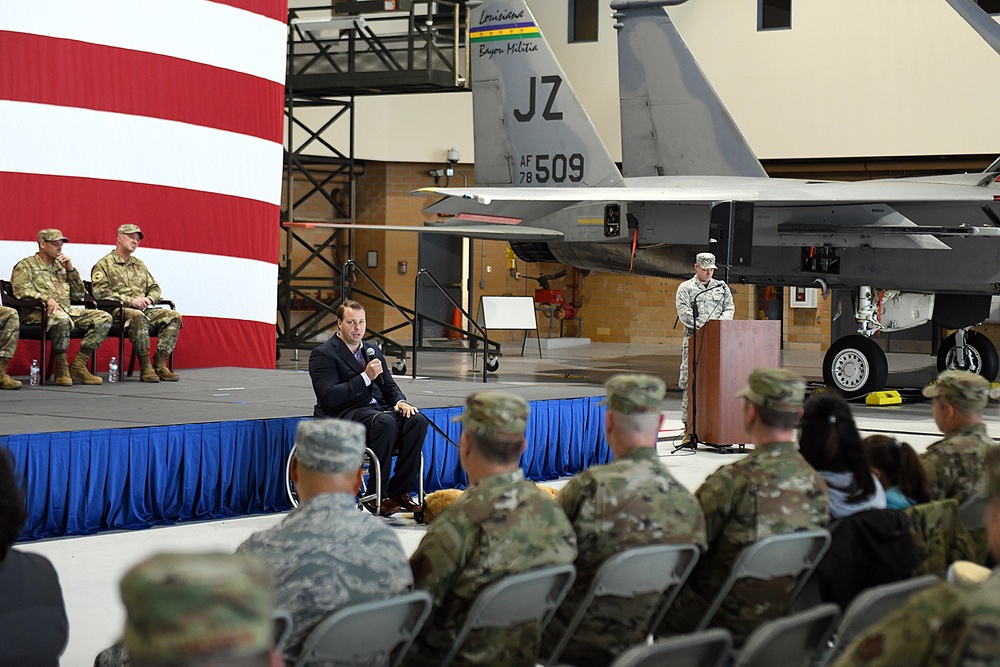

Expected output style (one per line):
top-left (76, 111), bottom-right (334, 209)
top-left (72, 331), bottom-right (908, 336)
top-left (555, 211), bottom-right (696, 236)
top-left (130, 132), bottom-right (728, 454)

top-left (478, 296), bottom-right (538, 330)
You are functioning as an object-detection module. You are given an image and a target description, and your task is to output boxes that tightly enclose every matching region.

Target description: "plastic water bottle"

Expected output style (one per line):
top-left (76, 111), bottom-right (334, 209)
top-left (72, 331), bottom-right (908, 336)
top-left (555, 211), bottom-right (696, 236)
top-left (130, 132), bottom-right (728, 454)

top-left (108, 357), bottom-right (118, 383)
top-left (30, 359), bottom-right (40, 387)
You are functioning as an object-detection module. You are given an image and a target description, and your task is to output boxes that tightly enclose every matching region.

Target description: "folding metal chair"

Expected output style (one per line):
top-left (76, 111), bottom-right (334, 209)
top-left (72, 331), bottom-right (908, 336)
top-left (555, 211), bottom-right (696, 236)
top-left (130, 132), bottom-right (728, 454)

top-left (820, 574), bottom-right (940, 666)
top-left (610, 628), bottom-right (732, 667)
top-left (544, 543), bottom-right (700, 666)
top-left (735, 603), bottom-right (839, 667)
top-left (697, 529), bottom-right (832, 631)
top-left (292, 591), bottom-right (432, 667)
top-left (440, 563), bottom-right (576, 667)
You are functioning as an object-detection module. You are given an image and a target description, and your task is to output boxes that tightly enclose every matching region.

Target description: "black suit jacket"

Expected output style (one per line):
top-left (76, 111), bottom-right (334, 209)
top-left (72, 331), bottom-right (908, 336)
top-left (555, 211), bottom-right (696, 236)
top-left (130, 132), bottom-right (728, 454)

top-left (309, 335), bottom-right (407, 418)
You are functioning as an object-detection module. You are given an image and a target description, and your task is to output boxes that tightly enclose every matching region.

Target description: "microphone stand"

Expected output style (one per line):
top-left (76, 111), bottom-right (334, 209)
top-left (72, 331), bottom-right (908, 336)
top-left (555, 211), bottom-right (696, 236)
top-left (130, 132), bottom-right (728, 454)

top-left (674, 282), bottom-right (727, 453)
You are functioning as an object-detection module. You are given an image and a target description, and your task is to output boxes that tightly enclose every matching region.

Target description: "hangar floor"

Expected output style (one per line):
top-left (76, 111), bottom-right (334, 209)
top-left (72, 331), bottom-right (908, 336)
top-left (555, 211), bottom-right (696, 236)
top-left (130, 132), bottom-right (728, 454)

top-left (21, 342), bottom-right (996, 665)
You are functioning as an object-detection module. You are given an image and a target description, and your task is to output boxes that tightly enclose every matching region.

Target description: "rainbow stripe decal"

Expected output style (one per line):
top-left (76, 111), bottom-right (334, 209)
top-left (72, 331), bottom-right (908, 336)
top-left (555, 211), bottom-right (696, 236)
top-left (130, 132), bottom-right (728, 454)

top-left (471, 21), bottom-right (541, 43)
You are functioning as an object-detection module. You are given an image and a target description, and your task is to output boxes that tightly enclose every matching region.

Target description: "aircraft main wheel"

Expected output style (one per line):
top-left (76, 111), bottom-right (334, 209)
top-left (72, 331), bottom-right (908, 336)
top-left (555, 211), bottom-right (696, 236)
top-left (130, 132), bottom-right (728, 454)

top-left (937, 331), bottom-right (999, 381)
top-left (485, 355), bottom-right (500, 373)
top-left (823, 335), bottom-right (888, 399)
top-left (285, 446), bottom-right (299, 508)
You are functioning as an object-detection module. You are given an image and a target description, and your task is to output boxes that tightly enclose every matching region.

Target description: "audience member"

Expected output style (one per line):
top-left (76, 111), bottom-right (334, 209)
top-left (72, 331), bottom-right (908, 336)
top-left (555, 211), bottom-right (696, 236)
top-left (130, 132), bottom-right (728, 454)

top-left (921, 370), bottom-right (997, 504)
top-left (309, 300), bottom-right (427, 516)
top-left (0, 448), bottom-right (68, 666)
top-left (113, 552), bottom-right (277, 667)
top-left (405, 391), bottom-right (577, 667)
top-left (11, 228), bottom-right (111, 385)
top-left (658, 368), bottom-right (829, 645)
top-left (832, 447), bottom-right (1000, 666)
top-left (544, 374), bottom-right (707, 667)
top-left (864, 435), bottom-right (931, 509)
top-left (91, 224), bottom-right (183, 382)
top-left (237, 418), bottom-right (412, 663)
top-left (799, 393), bottom-right (886, 519)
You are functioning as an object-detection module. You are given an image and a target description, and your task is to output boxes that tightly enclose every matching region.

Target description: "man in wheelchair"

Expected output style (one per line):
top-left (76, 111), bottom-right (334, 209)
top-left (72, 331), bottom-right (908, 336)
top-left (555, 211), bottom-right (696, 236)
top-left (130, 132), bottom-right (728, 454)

top-left (310, 299), bottom-right (427, 516)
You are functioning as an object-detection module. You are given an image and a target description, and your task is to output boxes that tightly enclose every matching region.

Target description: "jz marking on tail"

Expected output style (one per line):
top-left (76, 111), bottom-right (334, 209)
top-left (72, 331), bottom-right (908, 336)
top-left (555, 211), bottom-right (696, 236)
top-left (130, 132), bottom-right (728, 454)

top-left (514, 75), bottom-right (563, 122)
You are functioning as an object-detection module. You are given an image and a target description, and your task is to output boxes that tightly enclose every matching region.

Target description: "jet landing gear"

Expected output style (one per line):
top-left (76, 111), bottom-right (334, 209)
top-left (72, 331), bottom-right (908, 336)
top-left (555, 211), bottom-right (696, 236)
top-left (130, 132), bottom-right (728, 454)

top-left (937, 329), bottom-right (999, 380)
top-left (822, 335), bottom-right (888, 400)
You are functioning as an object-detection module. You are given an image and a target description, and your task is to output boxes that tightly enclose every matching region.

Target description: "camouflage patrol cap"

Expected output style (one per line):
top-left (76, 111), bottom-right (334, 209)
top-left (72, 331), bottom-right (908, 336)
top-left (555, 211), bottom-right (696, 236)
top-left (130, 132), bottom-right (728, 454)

top-left (987, 447), bottom-right (1000, 499)
top-left (37, 229), bottom-right (68, 243)
top-left (922, 370), bottom-right (991, 410)
top-left (120, 552), bottom-right (273, 664)
top-left (695, 252), bottom-right (717, 269)
top-left (600, 374), bottom-right (666, 414)
top-left (736, 368), bottom-right (806, 413)
top-left (293, 418), bottom-right (366, 474)
top-left (118, 223), bottom-right (144, 239)
top-left (453, 391), bottom-right (529, 442)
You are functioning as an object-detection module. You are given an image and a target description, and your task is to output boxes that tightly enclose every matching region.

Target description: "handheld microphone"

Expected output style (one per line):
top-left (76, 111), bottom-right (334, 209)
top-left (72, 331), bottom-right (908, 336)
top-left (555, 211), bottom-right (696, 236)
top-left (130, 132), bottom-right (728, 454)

top-left (365, 347), bottom-right (385, 387)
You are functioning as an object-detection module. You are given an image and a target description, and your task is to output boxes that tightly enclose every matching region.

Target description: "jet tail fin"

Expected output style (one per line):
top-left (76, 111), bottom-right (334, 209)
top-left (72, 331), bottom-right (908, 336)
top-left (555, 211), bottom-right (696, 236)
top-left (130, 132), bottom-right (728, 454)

top-left (613, 1), bottom-right (766, 178)
top-left (470, 0), bottom-right (623, 188)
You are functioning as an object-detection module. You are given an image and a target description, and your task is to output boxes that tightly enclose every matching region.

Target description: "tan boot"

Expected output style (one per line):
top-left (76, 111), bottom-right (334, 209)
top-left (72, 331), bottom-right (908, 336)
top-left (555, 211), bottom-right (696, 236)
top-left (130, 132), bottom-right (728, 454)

top-left (154, 351), bottom-right (180, 381)
top-left (0, 358), bottom-right (21, 390)
top-left (54, 353), bottom-right (73, 386)
top-left (69, 349), bottom-right (103, 385)
top-left (139, 355), bottom-right (159, 383)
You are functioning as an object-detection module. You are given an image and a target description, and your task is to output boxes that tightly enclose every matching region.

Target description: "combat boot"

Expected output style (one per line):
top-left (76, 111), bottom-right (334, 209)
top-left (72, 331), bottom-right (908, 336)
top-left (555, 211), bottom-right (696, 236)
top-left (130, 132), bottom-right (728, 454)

top-left (0, 358), bottom-right (21, 390)
top-left (69, 349), bottom-right (103, 385)
top-left (54, 353), bottom-right (72, 386)
top-left (139, 354), bottom-right (159, 383)
top-left (154, 351), bottom-right (180, 381)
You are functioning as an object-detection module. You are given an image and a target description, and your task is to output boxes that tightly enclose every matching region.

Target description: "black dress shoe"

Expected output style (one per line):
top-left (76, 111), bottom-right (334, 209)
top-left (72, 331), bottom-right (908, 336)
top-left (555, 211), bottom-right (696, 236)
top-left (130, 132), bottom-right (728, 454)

top-left (389, 494), bottom-right (422, 513)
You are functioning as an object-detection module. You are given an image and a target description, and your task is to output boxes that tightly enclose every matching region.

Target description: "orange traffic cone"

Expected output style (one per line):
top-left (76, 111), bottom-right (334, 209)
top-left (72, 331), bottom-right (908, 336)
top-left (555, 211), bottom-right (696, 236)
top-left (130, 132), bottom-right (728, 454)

top-left (448, 308), bottom-right (464, 340)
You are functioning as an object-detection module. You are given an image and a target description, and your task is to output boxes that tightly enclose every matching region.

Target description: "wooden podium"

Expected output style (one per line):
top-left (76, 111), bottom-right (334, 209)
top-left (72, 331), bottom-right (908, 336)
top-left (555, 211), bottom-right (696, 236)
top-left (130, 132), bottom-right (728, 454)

top-left (689, 320), bottom-right (781, 446)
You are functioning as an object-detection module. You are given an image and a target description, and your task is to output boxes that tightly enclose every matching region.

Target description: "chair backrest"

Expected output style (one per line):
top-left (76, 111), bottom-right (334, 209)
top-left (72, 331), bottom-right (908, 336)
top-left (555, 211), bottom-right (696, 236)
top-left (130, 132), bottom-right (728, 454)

top-left (439, 563), bottom-right (576, 667)
top-left (292, 590), bottom-right (433, 667)
top-left (821, 574), bottom-right (940, 666)
top-left (736, 603), bottom-right (840, 667)
top-left (959, 494), bottom-right (989, 531)
top-left (697, 529), bottom-right (832, 631)
top-left (272, 609), bottom-right (294, 653)
top-left (545, 543), bottom-right (700, 666)
top-left (611, 628), bottom-right (733, 667)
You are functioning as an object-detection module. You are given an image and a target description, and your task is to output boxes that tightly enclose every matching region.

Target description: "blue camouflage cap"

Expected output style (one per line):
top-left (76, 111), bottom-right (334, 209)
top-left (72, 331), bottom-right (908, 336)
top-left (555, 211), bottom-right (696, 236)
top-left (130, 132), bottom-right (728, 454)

top-left (453, 391), bottom-right (529, 442)
top-left (600, 374), bottom-right (666, 414)
top-left (922, 370), bottom-right (991, 410)
top-left (736, 368), bottom-right (806, 413)
top-left (294, 418), bottom-right (366, 474)
top-left (121, 552), bottom-right (273, 664)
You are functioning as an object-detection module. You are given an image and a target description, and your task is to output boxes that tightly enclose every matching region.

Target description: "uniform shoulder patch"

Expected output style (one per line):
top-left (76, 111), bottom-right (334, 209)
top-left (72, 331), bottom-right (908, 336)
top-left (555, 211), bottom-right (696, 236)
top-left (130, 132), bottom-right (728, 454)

top-left (92, 270), bottom-right (104, 282)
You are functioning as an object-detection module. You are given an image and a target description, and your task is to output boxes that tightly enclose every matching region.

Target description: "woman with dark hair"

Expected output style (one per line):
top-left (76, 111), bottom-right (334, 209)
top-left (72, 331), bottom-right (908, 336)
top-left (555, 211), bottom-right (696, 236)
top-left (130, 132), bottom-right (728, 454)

top-left (864, 435), bottom-right (932, 509)
top-left (0, 448), bottom-right (69, 666)
top-left (798, 393), bottom-right (886, 519)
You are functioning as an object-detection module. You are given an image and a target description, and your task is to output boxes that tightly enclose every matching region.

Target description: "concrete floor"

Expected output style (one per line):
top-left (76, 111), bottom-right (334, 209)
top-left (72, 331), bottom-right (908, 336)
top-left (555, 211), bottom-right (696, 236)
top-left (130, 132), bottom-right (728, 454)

top-left (21, 341), bottom-right (997, 666)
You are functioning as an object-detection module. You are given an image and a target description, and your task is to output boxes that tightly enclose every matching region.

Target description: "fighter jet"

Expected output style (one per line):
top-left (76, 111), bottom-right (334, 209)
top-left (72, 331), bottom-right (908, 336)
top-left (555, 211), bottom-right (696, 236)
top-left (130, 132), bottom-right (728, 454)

top-left (420, 0), bottom-right (1000, 397)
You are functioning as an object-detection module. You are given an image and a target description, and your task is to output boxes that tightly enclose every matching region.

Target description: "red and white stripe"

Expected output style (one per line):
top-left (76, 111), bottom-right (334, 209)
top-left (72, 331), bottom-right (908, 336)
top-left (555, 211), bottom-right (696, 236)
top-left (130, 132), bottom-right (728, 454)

top-left (0, 1), bottom-right (286, 371)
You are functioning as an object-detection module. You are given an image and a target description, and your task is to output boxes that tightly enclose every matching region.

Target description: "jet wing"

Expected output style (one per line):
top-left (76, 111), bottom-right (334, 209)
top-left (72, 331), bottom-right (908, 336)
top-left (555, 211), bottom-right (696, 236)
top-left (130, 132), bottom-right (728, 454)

top-left (282, 221), bottom-right (563, 241)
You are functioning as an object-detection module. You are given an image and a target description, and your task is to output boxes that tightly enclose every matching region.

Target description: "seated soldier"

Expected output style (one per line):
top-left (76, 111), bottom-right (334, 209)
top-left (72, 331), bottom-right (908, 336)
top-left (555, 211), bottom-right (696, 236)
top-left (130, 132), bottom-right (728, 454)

top-left (404, 391), bottom-right (578, 667)
top-left (0, 306), bottom-right (21, 389)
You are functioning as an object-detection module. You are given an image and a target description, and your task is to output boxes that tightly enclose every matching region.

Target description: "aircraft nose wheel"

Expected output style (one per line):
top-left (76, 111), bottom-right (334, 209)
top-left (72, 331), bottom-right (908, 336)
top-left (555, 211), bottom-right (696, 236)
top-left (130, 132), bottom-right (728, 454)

top-left (822, 335), bottom-right (888, 399)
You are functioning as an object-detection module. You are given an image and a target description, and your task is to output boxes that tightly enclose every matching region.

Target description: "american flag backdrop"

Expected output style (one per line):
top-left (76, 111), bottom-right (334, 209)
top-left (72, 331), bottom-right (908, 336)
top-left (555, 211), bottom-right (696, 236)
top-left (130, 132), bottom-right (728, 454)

top-left (0, 0), bottom-right (287, 372)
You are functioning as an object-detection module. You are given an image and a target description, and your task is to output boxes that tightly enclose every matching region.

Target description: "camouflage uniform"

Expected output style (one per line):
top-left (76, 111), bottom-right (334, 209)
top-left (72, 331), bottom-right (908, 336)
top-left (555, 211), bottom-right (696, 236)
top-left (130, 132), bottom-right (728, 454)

top-left (658, 369), bottom-right (830, 645)
top-left (11, 253), bottom-right (111, 353)
top-left (544, 375), bottom-right (708, 666)
top-left (0, 306), bottom-right (18, 359)
top-left (406, 392), bottom-right (578, 667)
top-left (832, 447), bottom-right (1000, 667)
top-left (238, 418), bottom-right (412, 664)
top-left (91, 249), bottom-right (182, 356)
top-left (675, 253), bottom-right (735, 427)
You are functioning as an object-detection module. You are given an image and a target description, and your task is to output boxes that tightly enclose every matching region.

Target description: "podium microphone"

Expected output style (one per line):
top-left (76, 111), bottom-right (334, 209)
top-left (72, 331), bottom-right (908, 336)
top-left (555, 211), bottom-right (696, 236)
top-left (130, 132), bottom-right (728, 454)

top-left (365, 347), bottom-right (385, 388)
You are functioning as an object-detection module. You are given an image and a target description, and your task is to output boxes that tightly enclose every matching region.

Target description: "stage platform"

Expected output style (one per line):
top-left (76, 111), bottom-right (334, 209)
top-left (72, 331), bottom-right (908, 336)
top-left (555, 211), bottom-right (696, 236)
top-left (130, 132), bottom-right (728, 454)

top-left (1, 367), bottom-right (606, 540)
